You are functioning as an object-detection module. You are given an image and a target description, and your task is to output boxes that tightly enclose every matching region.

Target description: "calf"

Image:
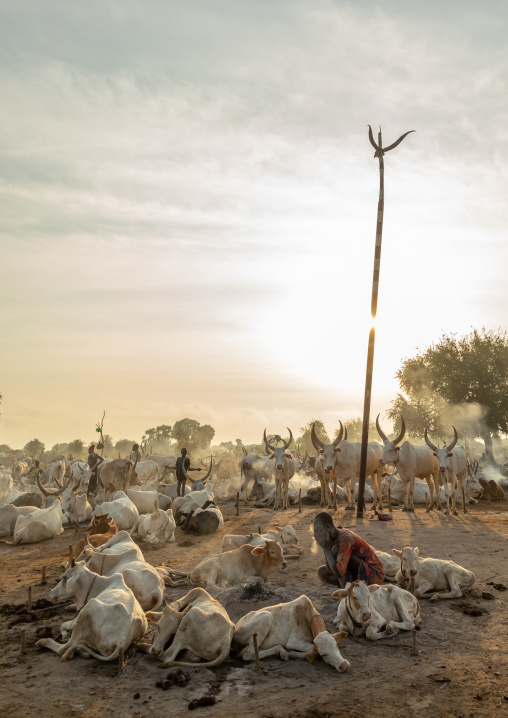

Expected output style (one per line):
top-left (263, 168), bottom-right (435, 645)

top-left (333, 580), bottom-right (420, 641)
top-left (393, 546), bottom-right (476, 600)
top-left (186, 540), bottom-right (287, 591)
top-left (147, 587), bottom-right (234, 667)
top-left (68, 514), bottom-right (118, 566)
top-left (233, 595), bottom-right (349, 672)
top-left (221, 525), bottom-right (302, 555)
top-left (36, 560), bottom-right (147, 661)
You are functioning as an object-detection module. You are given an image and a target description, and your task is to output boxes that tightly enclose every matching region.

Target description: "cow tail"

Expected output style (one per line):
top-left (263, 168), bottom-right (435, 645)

top-left (159, 642), bottom-right (230, 668)
top-left (240, 462), bottom-right (245, 493)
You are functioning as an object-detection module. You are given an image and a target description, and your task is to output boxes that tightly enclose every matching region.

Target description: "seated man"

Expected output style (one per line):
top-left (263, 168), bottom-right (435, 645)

top-left (26, 460), bottom-right (44, 486)
top-left (313, 512), bottom-right (384, 587)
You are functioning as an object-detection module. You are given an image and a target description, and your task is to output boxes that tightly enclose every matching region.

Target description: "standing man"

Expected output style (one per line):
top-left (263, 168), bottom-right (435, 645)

top-left (313, 512), bottom-right (384, 587)
top-left (166, 447), bottom-right (202, 497)
top-left (87, 444), bottom-right (104, 504)
top-left (130, 443), bottom-right (142, 464)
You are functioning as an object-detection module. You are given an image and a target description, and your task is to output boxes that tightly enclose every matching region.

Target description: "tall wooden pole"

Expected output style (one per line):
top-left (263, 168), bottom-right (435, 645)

top-left (356, 126), bottom-right (414, 518)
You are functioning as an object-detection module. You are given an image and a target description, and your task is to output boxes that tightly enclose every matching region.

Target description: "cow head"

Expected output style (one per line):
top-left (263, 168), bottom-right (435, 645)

top-left (251, 539), bottom-right (287, 572)
top-left (275, 524), bottom-right (298, 546)
top-left (89, 514), bottom-right (117, 536)
top-left (333, 579), bottom-right (379, 624)
top-left (147, 601), bottom-right (188, 657)
top-left (249, 479), bottom-right (266, 501)
top-left (376, 415), bottom-right (406, 467)
top-left (307, 631), bottom-right (350, 673)
top-left (50, 559), bottom-right (84, 603)
top-left (311, 422), bottom-right (344, 474)
top-left (392, 546), bottom-right (419, 577)
top-left (424, 426), bottom-right (458, 476)
top-left (264, 428), bottom-right (293, 470)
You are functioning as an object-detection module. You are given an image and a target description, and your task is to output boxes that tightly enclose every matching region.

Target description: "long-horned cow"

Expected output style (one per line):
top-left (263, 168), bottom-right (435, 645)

top-left (376, 415), bottom-right (441, 512)
top-left (424, 426), bottom-right (467, 515)
top-left (311, 422), bottom-right (344, 508)
top-left (263, 429), bottom-right (296, 511)
top-left (98, 457), bottom-right (141, 500)
top-left (239, 453), bottom-right (275, 502)
top-left (329, 430), bottom-right (383, 510)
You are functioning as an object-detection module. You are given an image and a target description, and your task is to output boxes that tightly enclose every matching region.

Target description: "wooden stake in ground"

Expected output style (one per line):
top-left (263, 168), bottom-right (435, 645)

top-left (258, 526), bottom-right (262, 535)
top-left (20, 629), bottom-right (27, 653)
top-left (236, 492), bottom-right (240, 516)
top-left (27, 586), bottom-right (32, 611)
top-left (410, 629), bottom-right (419, 656)
top-left (298, 488), bottom-right (302, 513)
top-left (252, 632), bottom-right (261, 670)
top-left (388, 487), bottom-right (392, 512)
top-left (461, 485), bottom-right (468, 514)
top-left (41, 566), bottom-right (47, 585)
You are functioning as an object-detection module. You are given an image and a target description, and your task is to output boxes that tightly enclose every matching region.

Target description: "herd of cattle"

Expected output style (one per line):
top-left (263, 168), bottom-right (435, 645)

top-left (0, 419), bottom-right (505, 672)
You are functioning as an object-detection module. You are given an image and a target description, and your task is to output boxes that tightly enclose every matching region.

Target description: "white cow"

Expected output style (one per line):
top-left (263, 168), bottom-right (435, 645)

top-left (386, 475), bottom-right (481, 508)
top-left (147, 587), bottom-right (234, 667)
top-left (134, 460), bottom-right (159, 485)
top-left (377, 415), bottom-right (441, 511)
top-left (11, 461), bottom-right (28, 484)
top-left (68, 461), bottom-right (91, 489)
top-left (239, 453), bottom-right (275, 502)
top-left (370, 547), bottom-right (400, 582)
top-left (61, 487), bottom-right (92, 524)
top-left (127, 488), bottom-right (172, 514)
top-left (45, 460), bottom-right (66, 488)
top-left (130, 502), bottom-right (176, 544)
top-left (92, 491), bottom-right (139, 530)
top-left (143, 480), bottom-right (191, 499)
top-left (0, 504), bottom-right (39, 538)
top-left (311, 422), bottom-right (345, 507)
top-left (83, 541), bottom-right (164, 611)
top-left (333, 580), bottom-right (421, 641)
top-left (233, 595), bottom-right (350, 672)
top-left (221, 525), bottom-right (302, 554)
top-left (424, 427), bottom-right (468, 515)
top-left (8, 501), bottom-right (64, 545)
top-left (171, 484), bottom-right (214, 520)
top-left (331, 431), bottom-right (383, 510)
top-left (36, 560), bottom-right (147, 661)
top-left (263, 429), bottom-right (296, 510)
top-left (394, 546), bottom-right (476, 600)
top-left (0, 473), bottom-right (13, 507)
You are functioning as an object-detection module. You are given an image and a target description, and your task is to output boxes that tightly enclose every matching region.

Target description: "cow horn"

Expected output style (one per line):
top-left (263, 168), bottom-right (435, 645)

top-left (311, 424), bottom-right (324, 451)
top-left (37, 472), bottom-right (73, 497)
top-left (447, 426), bottom-right (458, 452)
top-left (200, 456), bottom-right (213, 484)
top-left (393, 415), bottom-right (406, 446)
top-left (283, 428), bottom-right (293, 451)
top-left (333, 421), bottom-right (344, 448)
top-left (264, 429), bottom-right (275, 453)
top-left (424, 427), bottom-right (438, 453)
top-left (375, 414), bottom-right (389, 443)
top-left (53, 474), bottom-right (64, 489)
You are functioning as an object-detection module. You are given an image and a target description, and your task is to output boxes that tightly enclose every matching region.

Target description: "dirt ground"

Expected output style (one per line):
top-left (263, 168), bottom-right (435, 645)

top-left (1, 498), bottom-right (507, 718)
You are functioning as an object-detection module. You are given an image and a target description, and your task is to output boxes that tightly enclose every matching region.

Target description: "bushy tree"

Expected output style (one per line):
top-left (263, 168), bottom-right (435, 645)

top-left (0, 443), bottom-right (11, 453)
top-left (142, 425), bottom-right (172, 453)
top-left (102, 434), bottom-right (115, 456)
top-left (298, 420), bottom-right (330, 455)
top-left (51, 442), bottom-right (69, 454)
top-left (172, 419), bottom-right (215, 453)
top-left (335, 418), bottom-right (378, 443)
top-left (388, 328), bottom-right (508, 462)
top-left (115, 439), bottom-right (136, 457)
top-left (67, 439), bottom-right (85, 458)
top-left (24, 439), bottom-right (45, 458)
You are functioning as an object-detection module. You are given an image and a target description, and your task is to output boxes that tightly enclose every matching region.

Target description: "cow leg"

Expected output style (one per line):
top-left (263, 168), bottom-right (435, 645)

top-left (371, 472), bottom-right (382, 510)
top-left (425, 477), bottom-right (434, 511)
top-left (345, 479), bottom-right (354, 511)
top-left (60, 616), bottom-right (79, 640)
top-left (365, 622), bottom-right (394, 641)
top-left (429, 571), bottom-right (467, 600)
top-left (36, 637), bottom-right (72, 657)
top-left (235, 613), bottom-right (287, 661)
top-left (388, 588), bottom-right (418, 632)
top-left (412, 580), bottom-right (437, 599)
top-left (433, 473), bottom-right (443, 511)
top-left (451, 478), bottom-right (459, 516)
top-left (408, 477), bottom-right (416, 512)
top-left (402, 481), bottom-right (410, 511)
top-left (458, 478), bottom-right (468, 514)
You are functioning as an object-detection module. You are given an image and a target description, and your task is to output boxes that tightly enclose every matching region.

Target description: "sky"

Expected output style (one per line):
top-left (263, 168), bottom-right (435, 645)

top-left (1, 0), bottom-right (507, 449)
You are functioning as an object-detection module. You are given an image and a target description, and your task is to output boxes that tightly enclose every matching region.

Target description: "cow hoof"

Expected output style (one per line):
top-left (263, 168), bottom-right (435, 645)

top-left (464, 508), bottom-right (469, 514)
top-left (430, 594), bottom-right (439, 603)
top-left (444, 511), bottom-right (449, 516)
top-left (345, 505), bottom-right (355, 512)
top-left (453, 510), bottom-right (459, 516)
top-left (402, 507), bottom-right (408, 512)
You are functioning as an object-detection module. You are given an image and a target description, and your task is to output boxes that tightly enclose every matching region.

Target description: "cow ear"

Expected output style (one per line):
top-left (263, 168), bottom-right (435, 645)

top-left (305, 644), bottom-right (319, 663)
top-left (414, 547), bottom-right (419, 555)
top-left (146, 611), bottom-right (162, 623)
top-left (251, 546), bottom-right (264, 555)
top-left (368, 584), bottom-right (380, 593)
top-left (331, 631), bottom-right (348, 643)
top-left (275, 526), bottom-right (282, 532)
top-left (447, 453), bottom-right (453, 458)
top-left (433, 452), bottom-right (437, 457)
top-left (332, 589), bottom-right (349, 599)
top-left (392, 549), bottom-right (402, 558)
top-left (269, 455), bottom-right (275, 460)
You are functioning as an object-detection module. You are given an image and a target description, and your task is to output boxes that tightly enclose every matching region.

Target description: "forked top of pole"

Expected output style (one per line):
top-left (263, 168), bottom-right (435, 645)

top-left (368, 125), bottom-right (415, 158)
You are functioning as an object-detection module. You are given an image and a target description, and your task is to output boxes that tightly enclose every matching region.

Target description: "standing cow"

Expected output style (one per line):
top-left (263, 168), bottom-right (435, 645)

top-left (311, 422), bottom-right (344, 508)
top-left (424, 426), bottom-right (467, 515)
top-left (376, 415), bottom-right (441, 512)
top-left (263, 429), bottom-right (296, 511)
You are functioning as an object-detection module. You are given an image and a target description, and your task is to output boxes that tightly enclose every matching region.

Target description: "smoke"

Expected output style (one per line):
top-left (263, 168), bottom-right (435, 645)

top-left (440, 402), bottom-right (487, 441)
top-left (481, 465), bottom-right (508, 492)
top-left (289, 472), bottom-right (319, 496)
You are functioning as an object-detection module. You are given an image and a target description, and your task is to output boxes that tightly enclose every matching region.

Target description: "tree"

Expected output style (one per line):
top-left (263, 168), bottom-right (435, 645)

top-left (172, 418), bottom-right (215, 453)
top-left (388, 328), bottom-right (508, 462)
top-left (24, 439), bottom-right (45, 458)
top-left (115, 439), bottom-right (136, 457)
top-left (51, 442), bottom-right (69, 454)
top-left (298, 420), bottom-right (330, 455)
top-left (102, 434), bottom-right (115, 456)
top-left (336, 418), bottom-right (378, 443)
top-left (0, 443), bottom-right (10, 453)
top-left (142, 425), bottom-right (172, 453)
top-left (67, 439), bottom-right (85, 458)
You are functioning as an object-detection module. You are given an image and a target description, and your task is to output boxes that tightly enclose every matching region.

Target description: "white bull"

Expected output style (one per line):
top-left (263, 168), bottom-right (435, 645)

top-left (263, 428), bottom-right (296, 510)
top-left (394, 546), bottom-right (476, 600)
top-left (171, 484), bottom-right (214, 520)
top-left (147, 587), bottom-right (234, 667)
top-left (311, 422), bottom-right (345, 508)
top-left (0, 504), bottom-right (39, 538)
top-left (134, 460), bottom-right (159, 485)
top-left (333, 580), bottom-right (421, 641)
top-left (61, 487), bottom-right (92, 524)
top-left (68, 461), bottom-right (91, 489)
top-left (45, 460), bottom-right (66, 488)
top-left (8, 501), bottom-right (64, 545)
top-left (233, 595), bottom-right (350, 672)
top-left (424, 427), bottom-right (468, 515)
top-left (221, 525), bottom-right (302, 555)
top-left (386, 475), bottom-right (481, 508)
top-left (127, 488), bottom-right (172, 514)
top-left (92, 491), bottom-right (139, 530)
top-left (83, 540), bottom-right (164, 611)
top-left (377, 415), bottom-right (441, 511)
top-left (333, 436), bottom-right (383, 510)
top-left (129, 502), bottom-right (176, 544)
top-left (36, 560), bottom-right (147, 661)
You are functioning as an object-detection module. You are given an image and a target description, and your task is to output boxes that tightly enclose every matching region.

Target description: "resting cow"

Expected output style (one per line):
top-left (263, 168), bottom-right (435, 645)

top-left (186, 540), bottom-right (287, 590)
top-left (129, 502), bottom-right (176, 544)
top-left (36, 560), bottom-right (147, 661)
top-left (178, 500), bottom-right (224, 535)
top-left (92, 491), bottom-right (139, 530)
top-left (127, 488), bottom-right (172, 514)
top-left (333, 580), bottom-right (421, 641)
top-left (147, 587), bottom-right (234, 667)
top-left (0, 505), bottom-right (38, 538)
top-left (394, 546), bottom-right (476, 600)
top-left (221, 525), bottom-right (302, 555)
top-left (233, 595), bottom-right (349, 672)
